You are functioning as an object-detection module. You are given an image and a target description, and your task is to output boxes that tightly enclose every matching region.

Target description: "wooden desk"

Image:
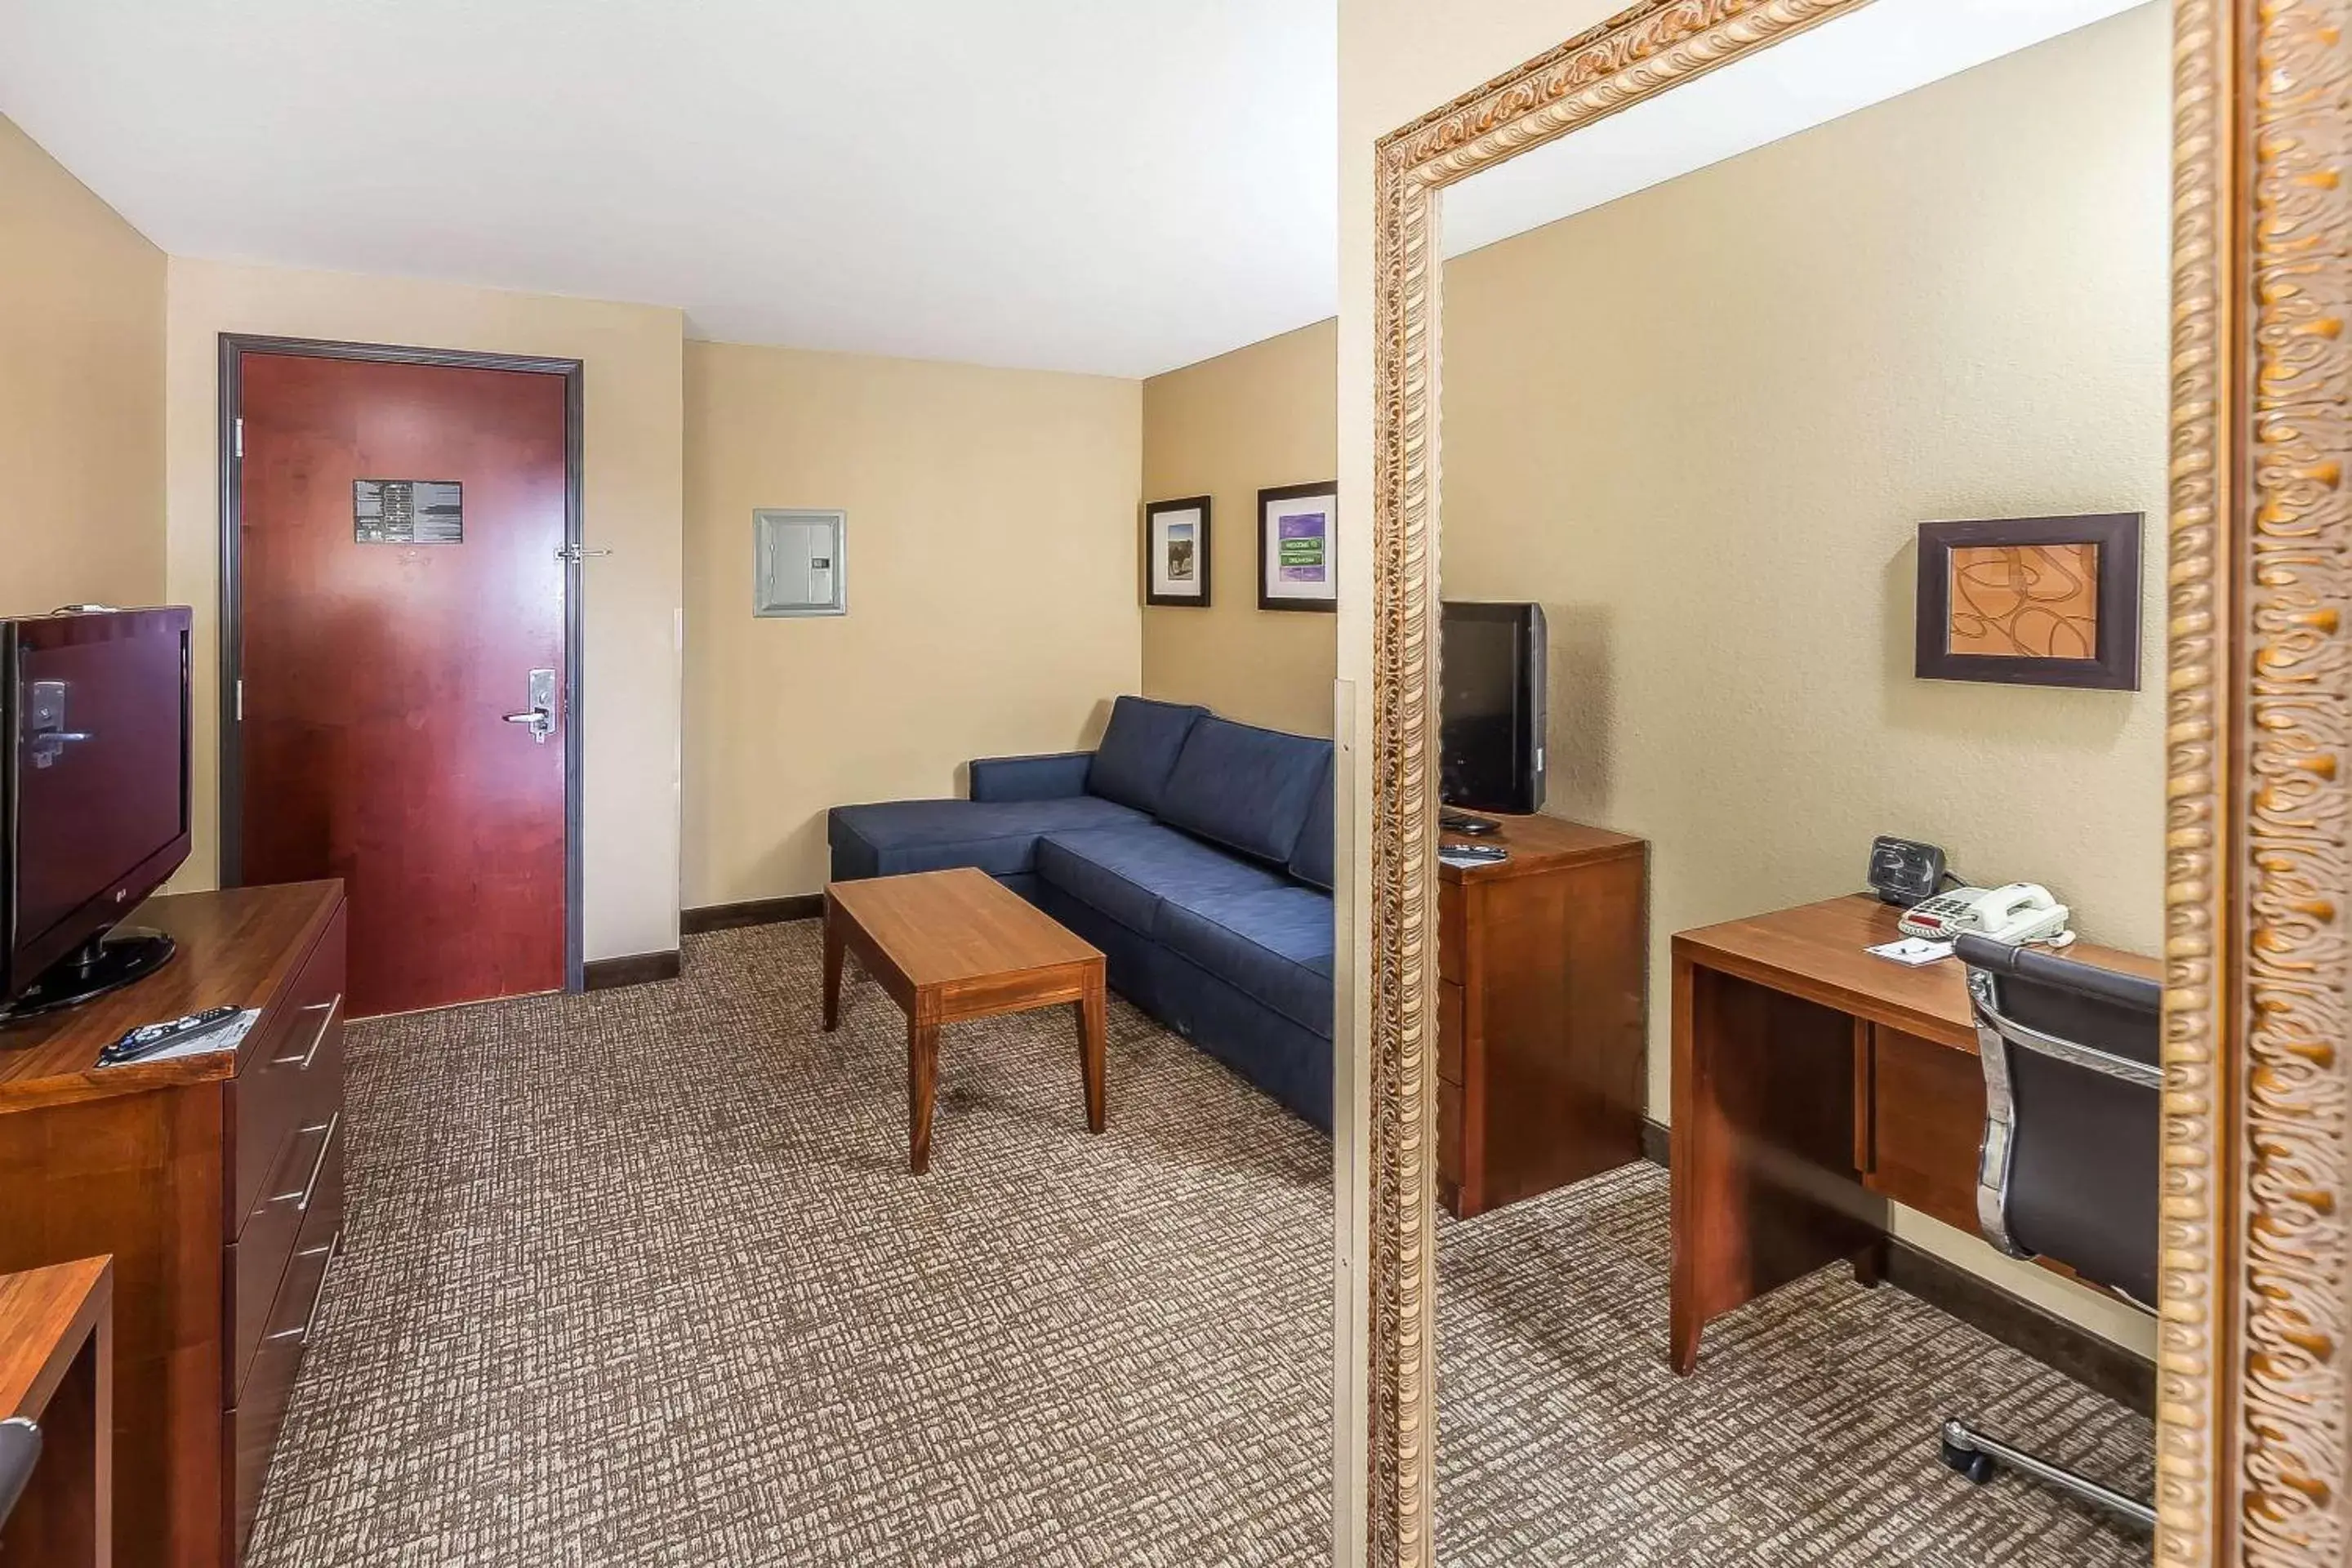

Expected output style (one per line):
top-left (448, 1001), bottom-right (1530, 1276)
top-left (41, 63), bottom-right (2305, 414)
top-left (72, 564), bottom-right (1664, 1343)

top-left (0, 1258), bottom-right (113, 1567)
top-left (0, 884), bottom-right (347, 1566)
top-left (1668, 895), bottom-right (2157, 1374)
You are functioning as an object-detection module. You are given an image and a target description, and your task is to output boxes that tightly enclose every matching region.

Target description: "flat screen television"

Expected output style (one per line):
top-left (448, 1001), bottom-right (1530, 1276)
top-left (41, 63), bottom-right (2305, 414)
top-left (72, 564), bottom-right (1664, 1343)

top-left (1440, 601), bottom-right (1547, 815)
top-left (1, 606), bottom-right (193, 1017)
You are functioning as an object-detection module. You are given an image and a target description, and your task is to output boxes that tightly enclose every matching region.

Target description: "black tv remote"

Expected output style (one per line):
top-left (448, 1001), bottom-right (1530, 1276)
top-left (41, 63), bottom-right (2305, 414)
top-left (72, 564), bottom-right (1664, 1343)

top-left (100, 1004), bottom-right (240, 1066)
top-left (1441, 843), bottom-right (1509, 864)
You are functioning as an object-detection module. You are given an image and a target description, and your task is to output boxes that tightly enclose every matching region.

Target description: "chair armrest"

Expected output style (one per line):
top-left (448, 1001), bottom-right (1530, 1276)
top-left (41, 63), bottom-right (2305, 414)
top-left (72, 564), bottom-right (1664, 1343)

top-left (969, 751), bottom-right (1095, 802)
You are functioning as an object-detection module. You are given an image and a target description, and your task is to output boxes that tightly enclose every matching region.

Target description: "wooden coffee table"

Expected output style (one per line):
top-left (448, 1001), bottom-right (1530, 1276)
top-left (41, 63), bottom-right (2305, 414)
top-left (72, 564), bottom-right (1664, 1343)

top-left (822, 868), bottom-right (1107, 1174)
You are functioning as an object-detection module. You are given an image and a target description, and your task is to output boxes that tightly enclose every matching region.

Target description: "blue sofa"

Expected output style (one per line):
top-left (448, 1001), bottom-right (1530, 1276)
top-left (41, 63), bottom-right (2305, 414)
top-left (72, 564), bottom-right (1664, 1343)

top-left (827, 697), bottom-right (1335, 1129)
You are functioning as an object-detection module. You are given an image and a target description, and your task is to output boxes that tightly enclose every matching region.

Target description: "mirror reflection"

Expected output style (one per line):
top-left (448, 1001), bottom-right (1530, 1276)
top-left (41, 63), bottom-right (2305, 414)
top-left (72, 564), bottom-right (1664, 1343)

top-left (1429, 3), bottom-right (2167, 1562)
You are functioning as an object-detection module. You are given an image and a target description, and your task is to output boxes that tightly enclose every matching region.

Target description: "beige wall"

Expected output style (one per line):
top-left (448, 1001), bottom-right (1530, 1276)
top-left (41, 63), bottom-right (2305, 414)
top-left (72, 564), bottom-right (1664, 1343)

top-left (683, 341), bottom-right (1143, 906)
top-left (0, 116), bottom-right (165, 615)
top-left (1140, 319), bottom-right (1339, 737)
top-left (163, 258), bottom-right (686, 965)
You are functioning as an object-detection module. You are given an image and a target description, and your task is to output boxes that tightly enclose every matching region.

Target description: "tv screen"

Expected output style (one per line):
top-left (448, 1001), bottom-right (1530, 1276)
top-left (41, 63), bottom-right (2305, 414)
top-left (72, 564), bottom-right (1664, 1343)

top-left (2, 607), bottom-right (193, 1010)
top-left (1440, 601), bottom-right (1547, 815)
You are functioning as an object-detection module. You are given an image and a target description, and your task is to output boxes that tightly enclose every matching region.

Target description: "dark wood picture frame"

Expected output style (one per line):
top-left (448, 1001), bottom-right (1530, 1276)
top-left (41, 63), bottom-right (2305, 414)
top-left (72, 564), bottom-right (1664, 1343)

top-left (1143, 495), bottom-right (1213, 608)
top-left (1258, 480), bottom-right (1339, 612)
top-left (1913, 512), bottom-right (2141, 690)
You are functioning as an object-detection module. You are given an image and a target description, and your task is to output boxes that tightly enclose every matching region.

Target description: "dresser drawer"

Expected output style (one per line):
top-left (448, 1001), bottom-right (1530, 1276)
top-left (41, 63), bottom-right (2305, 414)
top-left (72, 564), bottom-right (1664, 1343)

top-left (1438, 883), bottom-right (1463, 983)
top-left (228, 1228), bottom-right (336, 1563)
top-left (1437, 980), bottom-right (1464, 1085)
top-left (229, 904), bottom-right (346, 1238)
top-left (226, 1111), bottom-right (342, 1400)
top-left (1863, 1025), bottom-right (1985, 1234)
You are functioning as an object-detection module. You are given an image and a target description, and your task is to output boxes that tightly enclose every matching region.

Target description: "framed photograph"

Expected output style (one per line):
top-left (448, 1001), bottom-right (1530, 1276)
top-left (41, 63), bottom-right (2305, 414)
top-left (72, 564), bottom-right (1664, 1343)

top-left (1258, 481), bottom-right (1339, 612)
top-left (1144, 497), bottom-right (1212, 608)
top-left (1914, 512), bottom-right (2141, 690)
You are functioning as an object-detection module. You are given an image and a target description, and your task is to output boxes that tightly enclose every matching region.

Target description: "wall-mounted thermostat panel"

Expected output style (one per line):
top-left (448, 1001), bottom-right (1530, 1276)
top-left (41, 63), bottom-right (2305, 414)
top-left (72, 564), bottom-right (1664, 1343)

top-left (753, 508), bottom-right (848, 617)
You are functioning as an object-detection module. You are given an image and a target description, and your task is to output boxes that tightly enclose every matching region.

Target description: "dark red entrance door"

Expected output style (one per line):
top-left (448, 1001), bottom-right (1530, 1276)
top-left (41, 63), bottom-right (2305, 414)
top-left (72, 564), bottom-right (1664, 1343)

top-left (234, 350), bottom-right (569, 1017)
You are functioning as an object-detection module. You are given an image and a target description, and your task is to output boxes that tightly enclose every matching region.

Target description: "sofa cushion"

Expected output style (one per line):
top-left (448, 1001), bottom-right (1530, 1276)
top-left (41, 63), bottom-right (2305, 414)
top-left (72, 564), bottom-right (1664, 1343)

top-left (1287, 755), bottom-right (1335, 892)
top-left (1156, 718), bottom-right (1333, 867)
top-left (1156, 887), bottom-right (1336, 1038)
top-left (828, 796), bottom-right (1148, 881)
top-left (1034, 825), bottom-right (1285, 935)
top-left (1085, 697), bottom-right (1207, 815)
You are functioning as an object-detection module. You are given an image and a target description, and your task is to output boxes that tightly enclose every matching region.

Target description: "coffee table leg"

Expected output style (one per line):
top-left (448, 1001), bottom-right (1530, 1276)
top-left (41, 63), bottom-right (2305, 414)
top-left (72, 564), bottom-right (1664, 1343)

top-left (822, 896), bottom-right (844, 1031)
top-left (908, 1018), bottom-right (939, 1174)
top-left (1077, 978), bottom-right (1107, 1134)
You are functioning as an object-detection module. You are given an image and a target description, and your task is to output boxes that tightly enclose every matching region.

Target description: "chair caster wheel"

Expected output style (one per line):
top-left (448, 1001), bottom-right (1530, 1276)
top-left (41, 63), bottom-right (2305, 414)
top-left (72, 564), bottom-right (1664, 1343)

top-left (1941, 1437), bottom-right (1998, 1486)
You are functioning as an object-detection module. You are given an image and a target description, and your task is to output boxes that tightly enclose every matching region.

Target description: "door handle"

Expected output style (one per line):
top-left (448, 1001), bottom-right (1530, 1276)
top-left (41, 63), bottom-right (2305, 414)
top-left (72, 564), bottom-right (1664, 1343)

top-left (505, 668), bottom-right (558, 744)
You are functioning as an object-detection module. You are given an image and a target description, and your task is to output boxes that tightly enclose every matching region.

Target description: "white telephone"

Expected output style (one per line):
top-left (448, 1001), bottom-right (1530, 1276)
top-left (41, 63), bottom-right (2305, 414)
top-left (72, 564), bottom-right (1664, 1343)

top-left (1898, 882), bottom-right (2074, 947)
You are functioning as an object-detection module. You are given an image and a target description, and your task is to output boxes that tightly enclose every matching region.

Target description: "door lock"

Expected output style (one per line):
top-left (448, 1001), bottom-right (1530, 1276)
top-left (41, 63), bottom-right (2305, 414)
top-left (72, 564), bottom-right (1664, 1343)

top-left (502, 668), bottom-right (557, 744)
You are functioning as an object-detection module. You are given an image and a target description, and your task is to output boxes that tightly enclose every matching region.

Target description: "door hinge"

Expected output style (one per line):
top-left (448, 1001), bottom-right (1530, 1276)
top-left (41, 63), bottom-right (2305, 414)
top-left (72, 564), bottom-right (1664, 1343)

top-left (234, 417), bottom-right (244, 459)
top-left (555, 544), bottom-right (612, 564)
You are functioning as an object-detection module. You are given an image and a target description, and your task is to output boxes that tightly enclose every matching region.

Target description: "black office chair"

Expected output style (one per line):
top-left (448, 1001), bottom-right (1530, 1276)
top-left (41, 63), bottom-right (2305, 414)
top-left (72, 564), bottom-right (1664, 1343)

top-left (0, 1415), bottom-right (40, 1533)
top-left (1940, 932), bottom-right (2159, 1530)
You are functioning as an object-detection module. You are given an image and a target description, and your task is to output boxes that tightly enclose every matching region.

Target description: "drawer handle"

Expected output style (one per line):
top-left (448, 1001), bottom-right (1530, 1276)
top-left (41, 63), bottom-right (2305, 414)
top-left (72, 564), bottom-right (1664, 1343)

top-left (265, 1245), bottom-right (335, 1348)
top-left (270, 1111), bottom-right (340, 1212)
top-left (271, 993), bottom-right (342, 1071)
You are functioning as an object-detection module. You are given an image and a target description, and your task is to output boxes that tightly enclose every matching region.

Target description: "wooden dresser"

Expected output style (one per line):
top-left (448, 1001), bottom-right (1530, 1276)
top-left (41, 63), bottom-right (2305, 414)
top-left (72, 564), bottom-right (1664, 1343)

top-left (0, 882), bottom-right (346, 1566)
top-left (1438, 815), bottom-right (1647, 1218)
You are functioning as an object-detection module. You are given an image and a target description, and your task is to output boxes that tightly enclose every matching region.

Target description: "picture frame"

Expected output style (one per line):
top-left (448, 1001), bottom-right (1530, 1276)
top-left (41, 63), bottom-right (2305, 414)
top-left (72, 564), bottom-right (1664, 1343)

top-left (1913, 513), bottom-right (2141, 689)
top-left (1143, 496), bottom-right (1212, 608)
top-left (1258, 481), bottom-right (1339, 612)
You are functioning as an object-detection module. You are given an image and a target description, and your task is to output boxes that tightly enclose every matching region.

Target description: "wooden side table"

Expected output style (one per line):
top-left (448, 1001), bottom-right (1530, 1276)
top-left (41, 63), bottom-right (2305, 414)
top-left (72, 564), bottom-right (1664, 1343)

top-left (1437, 814), bottom-right (1649, 1218)
top-left (0, 1256), bottom-right (114, 1568)
top-left (823, 868), bottom-right (1107, 1174)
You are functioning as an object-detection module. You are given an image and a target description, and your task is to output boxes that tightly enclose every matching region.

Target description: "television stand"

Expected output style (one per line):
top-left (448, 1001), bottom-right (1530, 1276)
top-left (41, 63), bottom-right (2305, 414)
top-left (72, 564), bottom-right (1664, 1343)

top-left (1, 926), bottom-right (175, 1020)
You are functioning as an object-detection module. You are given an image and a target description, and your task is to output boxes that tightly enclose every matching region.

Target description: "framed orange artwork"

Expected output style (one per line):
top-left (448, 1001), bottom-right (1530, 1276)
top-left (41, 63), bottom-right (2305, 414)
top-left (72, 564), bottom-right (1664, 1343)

top-left (1913, 513), bottom-right (2141, 689)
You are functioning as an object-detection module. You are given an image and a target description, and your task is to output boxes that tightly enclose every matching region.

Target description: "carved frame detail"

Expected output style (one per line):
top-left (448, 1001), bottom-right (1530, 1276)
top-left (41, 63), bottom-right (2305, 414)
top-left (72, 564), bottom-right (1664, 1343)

top-left (1362, 2), bottom-right (2350, 1565)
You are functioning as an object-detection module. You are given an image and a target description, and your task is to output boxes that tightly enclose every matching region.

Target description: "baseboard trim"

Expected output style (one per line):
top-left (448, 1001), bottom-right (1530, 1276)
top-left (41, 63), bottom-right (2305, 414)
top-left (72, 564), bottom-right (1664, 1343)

top-left (1636, 1116), bottom-right (2152, 1417)
top-left (581, 950), bottom-right (681, 991)
top-left (679, 894), bottom-right (824, 935)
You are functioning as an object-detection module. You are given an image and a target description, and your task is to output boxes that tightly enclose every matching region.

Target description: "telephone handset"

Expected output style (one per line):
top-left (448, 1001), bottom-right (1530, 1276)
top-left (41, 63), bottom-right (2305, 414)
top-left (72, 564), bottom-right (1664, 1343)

top-left (1897, 882), bottom-right (2074, 947)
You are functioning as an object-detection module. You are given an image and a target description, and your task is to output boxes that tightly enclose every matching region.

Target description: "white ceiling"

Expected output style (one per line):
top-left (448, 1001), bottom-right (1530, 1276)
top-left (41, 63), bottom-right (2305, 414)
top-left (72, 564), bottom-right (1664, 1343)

top-left (1443, 0), bottom-right (2153, 259)
top-left (0, 0), bottom-right (1339, 378)
top-left (1, 0), bottom-right (2149, 379)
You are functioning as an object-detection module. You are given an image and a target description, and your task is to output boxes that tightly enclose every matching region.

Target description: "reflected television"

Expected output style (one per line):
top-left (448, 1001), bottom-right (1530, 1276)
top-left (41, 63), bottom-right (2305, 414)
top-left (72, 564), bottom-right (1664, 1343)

top-left (1440, 601), bottom-right (1547, 816)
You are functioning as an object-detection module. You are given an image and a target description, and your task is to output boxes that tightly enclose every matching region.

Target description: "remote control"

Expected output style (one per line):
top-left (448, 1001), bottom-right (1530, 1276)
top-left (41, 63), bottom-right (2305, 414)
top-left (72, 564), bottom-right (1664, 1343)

top-left (100, 1004), bottom-right (240, 1066)
top-left (1440, 843), bottom-right (1509, 864)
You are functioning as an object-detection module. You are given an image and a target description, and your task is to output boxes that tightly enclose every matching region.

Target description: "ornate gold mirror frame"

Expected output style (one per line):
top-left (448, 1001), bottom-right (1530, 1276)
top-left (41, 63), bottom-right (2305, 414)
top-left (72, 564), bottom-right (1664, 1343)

top-left (1361, 0), bottom-right (2350, 1562)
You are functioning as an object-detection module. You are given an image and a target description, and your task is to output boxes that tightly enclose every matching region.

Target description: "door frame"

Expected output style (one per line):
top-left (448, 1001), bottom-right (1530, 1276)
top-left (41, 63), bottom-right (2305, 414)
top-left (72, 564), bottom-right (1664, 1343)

top-left (216, 333), bottom-right (589, 994)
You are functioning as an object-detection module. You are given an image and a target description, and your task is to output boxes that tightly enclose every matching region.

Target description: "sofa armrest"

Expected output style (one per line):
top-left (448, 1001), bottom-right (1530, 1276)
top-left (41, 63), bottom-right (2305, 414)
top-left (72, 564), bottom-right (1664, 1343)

top-left (969, 751), bottom-right (1095, 802)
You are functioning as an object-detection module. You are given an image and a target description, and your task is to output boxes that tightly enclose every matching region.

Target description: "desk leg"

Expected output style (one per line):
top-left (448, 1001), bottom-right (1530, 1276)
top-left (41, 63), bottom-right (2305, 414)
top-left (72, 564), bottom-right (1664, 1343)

top-left (1669, 955), bottom-right (1878, 1375)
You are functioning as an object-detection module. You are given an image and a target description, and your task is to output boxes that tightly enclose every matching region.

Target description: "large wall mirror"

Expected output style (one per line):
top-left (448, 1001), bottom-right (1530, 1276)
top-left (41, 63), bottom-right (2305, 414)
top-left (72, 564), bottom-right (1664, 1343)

top-left (1354, 1), bottom-right (2350, 1563)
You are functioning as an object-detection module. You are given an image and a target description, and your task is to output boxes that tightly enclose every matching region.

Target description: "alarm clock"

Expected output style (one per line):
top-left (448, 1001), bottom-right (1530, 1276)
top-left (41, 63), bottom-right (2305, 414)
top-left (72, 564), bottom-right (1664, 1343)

top-left (1867, 835), bottom-right (1947, 906)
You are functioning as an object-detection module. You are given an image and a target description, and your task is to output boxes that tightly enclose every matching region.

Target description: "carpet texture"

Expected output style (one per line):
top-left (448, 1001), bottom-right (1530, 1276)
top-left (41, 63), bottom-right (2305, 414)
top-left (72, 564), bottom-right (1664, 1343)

top-left (1435, 1163), bottom-right (2153, 1566)
top-left (247, 921), bottom-right (1334, 1567)
top-left (247, 919), bottom-right (2151, 1566)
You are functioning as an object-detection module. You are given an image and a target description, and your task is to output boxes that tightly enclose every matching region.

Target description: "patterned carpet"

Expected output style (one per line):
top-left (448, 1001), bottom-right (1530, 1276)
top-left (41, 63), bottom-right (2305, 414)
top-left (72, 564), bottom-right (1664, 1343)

top-left (247, 921), bottom-right (1334, 1567)
top-left (1435, 1165), bottom-right (2153, 1566)
top-left (245, 919), bottom-right (2150, 1566)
